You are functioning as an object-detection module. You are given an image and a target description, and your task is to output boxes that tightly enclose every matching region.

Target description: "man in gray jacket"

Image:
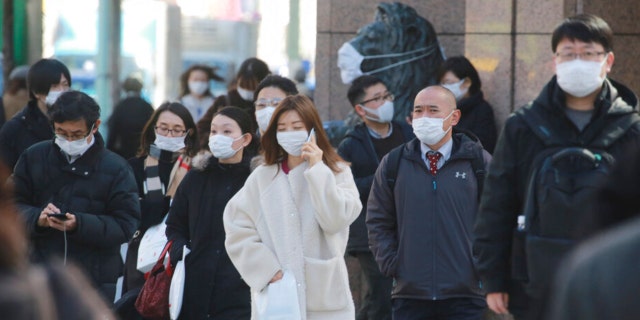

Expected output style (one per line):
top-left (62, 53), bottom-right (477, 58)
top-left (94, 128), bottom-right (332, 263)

top-left (367, 86), bottom-right (490, 319)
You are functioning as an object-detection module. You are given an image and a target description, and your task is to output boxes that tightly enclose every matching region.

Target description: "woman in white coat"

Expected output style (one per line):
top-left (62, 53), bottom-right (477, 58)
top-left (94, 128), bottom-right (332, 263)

top-left (223, 94), bottom-right (362, 319)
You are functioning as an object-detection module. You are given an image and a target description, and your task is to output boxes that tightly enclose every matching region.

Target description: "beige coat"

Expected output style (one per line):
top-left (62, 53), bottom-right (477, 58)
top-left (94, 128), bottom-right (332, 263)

top-left (224, 161), bottom-right (362, 320)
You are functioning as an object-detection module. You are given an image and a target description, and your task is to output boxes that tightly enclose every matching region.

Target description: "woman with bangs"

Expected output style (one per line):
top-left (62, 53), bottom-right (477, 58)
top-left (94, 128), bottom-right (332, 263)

top-left (223, 94), bottom-right (362, 319)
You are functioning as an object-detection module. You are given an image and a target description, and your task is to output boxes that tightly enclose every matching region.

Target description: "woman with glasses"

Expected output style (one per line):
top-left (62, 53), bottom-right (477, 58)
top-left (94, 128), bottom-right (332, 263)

top-left (116, 102), bottom-right (199, 319)
top-left (253, 75), bottom-right (299, 135)
top-left (438, 56), bottom-right (498, 153)
top-left (224, 95), bottom-right (362, 319)
top-left (166, 106), bottom-right (257, 319)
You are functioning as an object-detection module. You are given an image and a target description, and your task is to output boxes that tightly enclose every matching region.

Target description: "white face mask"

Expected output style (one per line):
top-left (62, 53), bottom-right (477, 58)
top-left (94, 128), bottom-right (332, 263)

top-left (441, 79), bottom-right (468, 101)
top-left (361, 100), bottom-right (394, 123)
top-left (154, 134), bottom-right (186, 152)
top-left (46, 90), bottom-right (65, 107)
top-left (277, 130), bottom-right (309, 156)
top-left (556, 57), bottom-right (607, 98)
top-left (188, 81), bottom-right (209, 96)
top-left (209, 134), bottom-right (244, 159)
top-left (255, 106), bottom-right (276, 132)
top-left (55, 135), bottom-right (92, 157)
top-left (413, 111), bottom-right (454, 146)
top-left (337, 41), bottom-right (438, 84)
top-left (237, 87), bottom-right (254, 101)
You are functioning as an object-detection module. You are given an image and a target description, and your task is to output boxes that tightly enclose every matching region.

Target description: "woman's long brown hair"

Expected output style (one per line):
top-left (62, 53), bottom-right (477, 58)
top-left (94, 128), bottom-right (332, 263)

top-left (261, 95), bottom-right (345, 173)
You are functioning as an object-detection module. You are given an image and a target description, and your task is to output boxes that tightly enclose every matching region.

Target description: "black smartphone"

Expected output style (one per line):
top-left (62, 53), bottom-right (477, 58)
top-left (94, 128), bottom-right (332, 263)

top-left (47, 213), bottom-right (68, 221)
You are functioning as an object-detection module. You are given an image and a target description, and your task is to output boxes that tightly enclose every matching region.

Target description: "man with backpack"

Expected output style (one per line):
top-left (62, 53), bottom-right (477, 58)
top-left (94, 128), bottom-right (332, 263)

top-left (367, 85), bottom-right (491, 319)
top-left (473, 14), bottom-right (640, 320)
top-left (338, 75), bottom-right (414, 320)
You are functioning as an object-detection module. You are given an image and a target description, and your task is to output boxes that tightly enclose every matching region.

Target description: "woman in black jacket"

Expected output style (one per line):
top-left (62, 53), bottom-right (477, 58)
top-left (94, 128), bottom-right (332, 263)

top-left (166, 106), bottom-right (257, 319)
top-left (438, 56), bottom-right (498, 153)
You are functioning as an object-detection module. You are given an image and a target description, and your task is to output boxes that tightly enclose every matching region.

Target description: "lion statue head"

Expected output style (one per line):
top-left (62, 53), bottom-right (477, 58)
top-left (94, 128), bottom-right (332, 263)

top-left (338, 2), bottom-right (444, 122)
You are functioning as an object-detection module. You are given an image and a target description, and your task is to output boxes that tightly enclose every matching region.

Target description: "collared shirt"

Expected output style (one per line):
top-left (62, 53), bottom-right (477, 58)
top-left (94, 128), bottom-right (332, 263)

top-left (420, 138), bottom-right (453, 170)
top-left (367, 123), bottom-right (393, 139)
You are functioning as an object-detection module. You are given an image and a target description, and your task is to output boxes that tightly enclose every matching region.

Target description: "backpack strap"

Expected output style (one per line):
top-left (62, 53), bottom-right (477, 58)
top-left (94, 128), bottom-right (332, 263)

top-left (470, 147), bottom-right (486, 201)
top-left (384, 145), bottom-right (404, 192)
top-left (515, 103), bottom-right (563, 147)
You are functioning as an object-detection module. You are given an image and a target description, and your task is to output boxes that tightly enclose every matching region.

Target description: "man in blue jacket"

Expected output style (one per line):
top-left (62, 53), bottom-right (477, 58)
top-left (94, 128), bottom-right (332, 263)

top-left (12, 90), bottom-right (140, 302)
top-left (338, 75), bottom-right (413, 319)
top-left (367, 86), bottom-right (490, 319)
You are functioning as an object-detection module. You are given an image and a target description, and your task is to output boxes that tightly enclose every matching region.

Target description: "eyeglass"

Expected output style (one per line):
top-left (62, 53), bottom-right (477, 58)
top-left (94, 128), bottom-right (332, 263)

top-left (555, 51), bottom-right (607, 62)
top-left (155, 126), bottom-right (188, 137)
top-left (55, 124), bottom-right (94, 141)
top-left (359, 93), bottom-right (394, 105)
top-left (254, 98), bottom-right (283, 109)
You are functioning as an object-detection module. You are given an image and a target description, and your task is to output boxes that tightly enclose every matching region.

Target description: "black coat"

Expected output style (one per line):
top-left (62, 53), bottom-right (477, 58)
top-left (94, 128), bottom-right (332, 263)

top-left (107, 96), bottom-right (154, 160)
top-left (473, 77), bottom-right (640, 294)
top-left (166, 153), bottom-right (251, 319)
top-left (0, 100), bottom-right (52, 170)
top-left (337, 121), bottom-right (414, 252)
top-left (12, 133), bottom-right (141, 300)
top-left (456, 91), bottom-right (498, 153)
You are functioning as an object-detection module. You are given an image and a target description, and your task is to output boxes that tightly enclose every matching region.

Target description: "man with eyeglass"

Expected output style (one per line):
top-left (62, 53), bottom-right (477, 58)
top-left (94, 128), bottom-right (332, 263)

top-left (337, 75), bottom-right (413, 320)
top-left (473, 14), bottom-right (640, 320)
top-left (12, 90), bottom-right (140, 303)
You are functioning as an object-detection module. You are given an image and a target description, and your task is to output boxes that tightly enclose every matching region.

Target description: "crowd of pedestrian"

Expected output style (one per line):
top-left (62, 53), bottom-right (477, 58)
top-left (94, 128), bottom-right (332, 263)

top-left (0, 12), bottom-right (637, 320)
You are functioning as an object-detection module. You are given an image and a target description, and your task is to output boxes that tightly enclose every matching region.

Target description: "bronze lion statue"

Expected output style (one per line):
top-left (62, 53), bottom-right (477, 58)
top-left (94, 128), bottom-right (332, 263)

top-left (338, 2), bottom-right (444, 122)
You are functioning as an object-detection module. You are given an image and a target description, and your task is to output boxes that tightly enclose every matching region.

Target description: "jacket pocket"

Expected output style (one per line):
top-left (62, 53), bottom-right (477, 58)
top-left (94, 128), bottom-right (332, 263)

top-left (303, 256), bottom-right (348, 312)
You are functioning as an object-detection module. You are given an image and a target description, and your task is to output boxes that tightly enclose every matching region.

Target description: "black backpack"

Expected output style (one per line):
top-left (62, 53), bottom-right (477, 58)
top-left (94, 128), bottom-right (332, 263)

top-left (515, 104), bottom-right (640, 297)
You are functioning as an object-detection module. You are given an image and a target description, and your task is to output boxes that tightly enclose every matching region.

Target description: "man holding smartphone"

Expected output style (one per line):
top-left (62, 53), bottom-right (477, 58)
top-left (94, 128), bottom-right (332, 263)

top-left (12, 90), bottom-right (140, 302)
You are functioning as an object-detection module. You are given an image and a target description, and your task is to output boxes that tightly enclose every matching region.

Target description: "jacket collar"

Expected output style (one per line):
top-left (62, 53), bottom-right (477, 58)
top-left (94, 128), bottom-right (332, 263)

top-left (403, 131), bottom-right (482, 164)
top-left (54, 132), bottom-right (106, 177)
top-left (21, 100), bottom-right (53, 139)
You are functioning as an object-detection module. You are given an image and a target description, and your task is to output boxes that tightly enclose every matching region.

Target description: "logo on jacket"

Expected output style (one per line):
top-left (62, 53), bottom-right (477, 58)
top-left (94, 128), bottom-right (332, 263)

top-left (455, 171), bottom-right (466, 179)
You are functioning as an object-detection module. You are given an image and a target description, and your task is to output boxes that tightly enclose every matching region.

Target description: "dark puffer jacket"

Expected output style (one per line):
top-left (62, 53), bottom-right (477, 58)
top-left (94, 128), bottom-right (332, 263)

top-left (473, 77), bottom-right (640, 295)
top-left (337, 121), bottom-right (414, 253)
top-left (166, 152), bottom-right (251, 319)
top-left (12, 133), bottom-right (140, 300)
top-left (0, 100), bottom-right (52, 170)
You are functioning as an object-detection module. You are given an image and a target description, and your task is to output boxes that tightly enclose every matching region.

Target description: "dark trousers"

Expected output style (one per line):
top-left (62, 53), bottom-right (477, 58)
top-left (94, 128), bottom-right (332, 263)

top-left (392, 297), bottom-right (486, 320)
top-left (354, 251), bottom-right (393, 320)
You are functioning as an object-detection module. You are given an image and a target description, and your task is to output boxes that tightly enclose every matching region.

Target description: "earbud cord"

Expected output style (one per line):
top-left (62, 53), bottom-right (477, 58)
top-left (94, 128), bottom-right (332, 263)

top-left (63, 222), bottom-right (67, 266)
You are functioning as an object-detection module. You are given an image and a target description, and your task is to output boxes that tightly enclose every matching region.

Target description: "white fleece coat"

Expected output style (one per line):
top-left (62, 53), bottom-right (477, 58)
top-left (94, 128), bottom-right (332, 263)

top-left (223, 160), bottom-right (362, 320)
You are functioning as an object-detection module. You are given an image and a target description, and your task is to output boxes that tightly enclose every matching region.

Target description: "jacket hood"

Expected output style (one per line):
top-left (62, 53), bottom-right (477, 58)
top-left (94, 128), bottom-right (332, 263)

top-left (535, 76), bottom-right (638, 117)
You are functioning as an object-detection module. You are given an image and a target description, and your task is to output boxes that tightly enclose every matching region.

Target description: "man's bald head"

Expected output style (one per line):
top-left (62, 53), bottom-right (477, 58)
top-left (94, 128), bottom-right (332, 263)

top-left (414, 86), bottom-right (457, 113)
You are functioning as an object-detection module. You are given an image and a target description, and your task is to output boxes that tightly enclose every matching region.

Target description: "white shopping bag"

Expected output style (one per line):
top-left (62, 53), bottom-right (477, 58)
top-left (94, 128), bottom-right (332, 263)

top-left (169, 246), bottom-right (190, 320)
top-left (136, 217), bottom-right (169, 273)
top-left (256, 270), bottom-right (301, 320)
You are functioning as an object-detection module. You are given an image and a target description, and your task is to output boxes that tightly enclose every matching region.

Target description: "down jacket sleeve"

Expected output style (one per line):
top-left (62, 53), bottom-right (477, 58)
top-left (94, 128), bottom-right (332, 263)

top-left (69, 163), bottom-right (140, 248)
top-left (304, 162), bottom-right (362, 234)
